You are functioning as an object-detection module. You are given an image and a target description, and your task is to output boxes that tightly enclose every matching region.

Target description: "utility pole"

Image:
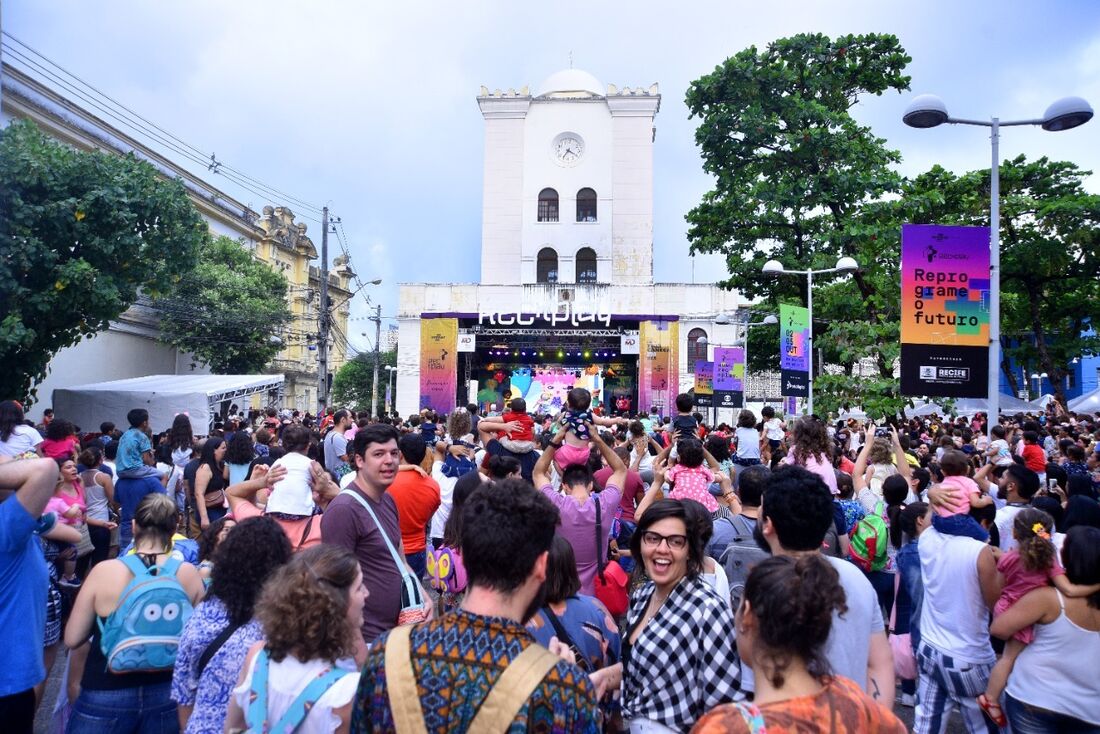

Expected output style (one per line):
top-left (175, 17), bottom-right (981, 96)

top-left (317, 206), bottom-right (330, 415)
top-left (370, 304), bottom-right (381, 418)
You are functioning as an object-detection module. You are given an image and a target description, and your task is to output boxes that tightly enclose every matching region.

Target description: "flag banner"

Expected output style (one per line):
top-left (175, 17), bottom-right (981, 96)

top-left (900, 224), bottom-right (990, 397)
top-left (419, 318), bottom-right (457, 412)
top-left (639, 320), bottom-right (679, 414)
top-left (713, 346), bottom-right (745, 408)
top-left (779, 304), bottom-right (810, 397)
top-left (694, 360), bottom-right (714, 407)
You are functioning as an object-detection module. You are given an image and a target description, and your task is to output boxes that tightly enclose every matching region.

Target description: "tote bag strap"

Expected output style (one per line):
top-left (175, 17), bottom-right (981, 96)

top-left (340, 489), bottom-right (422, 608)
top-left (384, 625), bottom-right (429, 734)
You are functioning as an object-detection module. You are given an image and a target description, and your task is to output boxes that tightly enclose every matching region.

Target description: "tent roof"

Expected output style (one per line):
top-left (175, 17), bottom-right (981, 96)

top-left (1068, 386), bottom-right (1100, 413)
top-left (64, 374), bottom-right (284, 398)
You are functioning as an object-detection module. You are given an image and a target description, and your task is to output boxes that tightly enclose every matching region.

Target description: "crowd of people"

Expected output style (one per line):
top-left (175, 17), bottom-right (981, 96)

top-left (1, 390), bottom-right (1099, 734)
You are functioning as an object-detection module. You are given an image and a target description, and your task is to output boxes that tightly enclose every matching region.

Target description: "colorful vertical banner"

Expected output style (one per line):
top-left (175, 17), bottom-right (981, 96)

top-left (900, 224), bottom-right (990, 397)
top-left (419, 317), bottom-right (457, 412)
top-left (693, 361), bottom-right (714, 407)
top-left (779, 304), bottom-right (810, 397)
top-left (713, 346), bottom-right (745, 409)
top-left (638, 320), bottom-right (679, 414)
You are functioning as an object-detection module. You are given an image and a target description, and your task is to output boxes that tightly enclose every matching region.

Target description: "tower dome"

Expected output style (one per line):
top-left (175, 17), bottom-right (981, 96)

top-left (534, 69), bottom-right (605, 98)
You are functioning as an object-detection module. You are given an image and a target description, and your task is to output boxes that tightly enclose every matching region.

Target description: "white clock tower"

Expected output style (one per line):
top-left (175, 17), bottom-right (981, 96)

top-left (477, 69), bottom-right (660, 287)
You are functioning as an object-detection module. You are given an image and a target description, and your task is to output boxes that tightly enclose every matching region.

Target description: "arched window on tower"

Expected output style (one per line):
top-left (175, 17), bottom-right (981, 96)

top-left (576, 188), bottom-right (597, 222)
top-left (537, 247), bottom-right (559, 283)
top-left (537, 188), bottom-right (559, 222)
top-left (576, 247), bottom-right (598, 284)
top-left (687, 328), bottom-right (708, 365)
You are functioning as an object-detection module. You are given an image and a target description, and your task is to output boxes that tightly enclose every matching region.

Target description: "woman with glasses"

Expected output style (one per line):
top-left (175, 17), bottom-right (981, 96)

top-left (590, 499), bottom-right (741, 732)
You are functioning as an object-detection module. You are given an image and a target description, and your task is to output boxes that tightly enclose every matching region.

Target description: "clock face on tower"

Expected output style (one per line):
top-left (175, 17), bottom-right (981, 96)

top-left (551, 132), bottom-right (585, 167)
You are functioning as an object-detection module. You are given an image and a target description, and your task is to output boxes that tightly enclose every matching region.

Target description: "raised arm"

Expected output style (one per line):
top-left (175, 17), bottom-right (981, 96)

top-left (0, 457), bottom-right (59, 518)
top-left (634, 457), bottom-right (668, 521)
top-left (533, 426), bottom-right (568, 488)
top-left (852, 428), bottom-right (873, 492)
top-left (890, 426), bottom-right (912, 481)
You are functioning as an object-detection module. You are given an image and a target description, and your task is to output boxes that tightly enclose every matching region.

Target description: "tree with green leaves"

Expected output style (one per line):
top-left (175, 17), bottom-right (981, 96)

top-left (155, 235), bottom-right (291, 373)
top-left (0, 120), bottom-right (207, 402)
top-left (686, 33), bottom-right (917, 419)
top-left (331, 351), bottom-right (397, 412)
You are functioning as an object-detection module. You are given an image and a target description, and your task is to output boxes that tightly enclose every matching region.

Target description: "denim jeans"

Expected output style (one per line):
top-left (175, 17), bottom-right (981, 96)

top-left (1005, 694), bottom-right (1100, 734)
top-left (406, 550), bottom-right (427, 581)
top-left (68, 682), bottom-right (178, 734)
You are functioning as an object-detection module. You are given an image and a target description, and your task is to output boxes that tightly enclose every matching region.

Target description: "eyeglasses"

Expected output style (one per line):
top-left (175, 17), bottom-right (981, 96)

top-left (641, 531), bottom-right (688, 550)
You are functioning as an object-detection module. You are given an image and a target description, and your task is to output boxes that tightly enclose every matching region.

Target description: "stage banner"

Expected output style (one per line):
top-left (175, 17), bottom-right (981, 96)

top-left (638, 320), bottom-right (679, 415)
top-left (419, 318), bottom-right (457, 412)
top-left (779, 304), bottom-right (810, 397)
top-left (694, 360), bottom-right (714, 407)
top-left (900, 224), bottom-right (990, 397)
top-left (713, 346), bottom-right (745, 409)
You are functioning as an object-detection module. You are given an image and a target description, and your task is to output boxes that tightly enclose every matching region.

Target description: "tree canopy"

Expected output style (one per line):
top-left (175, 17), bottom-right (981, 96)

top-left (0, 120), bottom-right (207, 402)
top-left (331, 350), bottom-right (397, 414)
top-left (155, 235), bottom-right (292, 373)
top-left (685, 32), bottom-right (913, 418)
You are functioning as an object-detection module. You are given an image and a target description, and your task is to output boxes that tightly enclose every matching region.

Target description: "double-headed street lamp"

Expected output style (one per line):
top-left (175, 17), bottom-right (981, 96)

top-left (761, 257), bottom-right (858, 417)
top-left (902, 93), bottom-right (1092, 435)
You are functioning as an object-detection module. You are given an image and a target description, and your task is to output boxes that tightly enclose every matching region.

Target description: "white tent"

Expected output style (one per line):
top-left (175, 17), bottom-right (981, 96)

top-left (905, 402), bottom-right (945, 419)
top-left (53, 374), bottom-right (285, 434)
top-left (1031, 393), bottom-right (1057, 410)
top-left (905, 393), bottom-right (1035, 419)
top-left (1068, 387), bottom-right (1100, 414)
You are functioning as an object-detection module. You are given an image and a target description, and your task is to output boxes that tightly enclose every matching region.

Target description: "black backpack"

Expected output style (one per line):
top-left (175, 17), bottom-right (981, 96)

top-left (716, 514), bottom-right (770, 612)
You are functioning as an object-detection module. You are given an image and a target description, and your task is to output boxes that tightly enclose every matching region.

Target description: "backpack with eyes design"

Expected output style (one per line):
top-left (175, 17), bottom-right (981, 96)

top-left (98, 554), bottom-right (194, 673)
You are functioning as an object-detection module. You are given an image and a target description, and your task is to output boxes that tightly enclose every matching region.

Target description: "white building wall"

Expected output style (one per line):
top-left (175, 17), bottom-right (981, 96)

top-left (478, 97), bottom-right (529, 285)
top-left (608, 97), bottom-right (658, 285)
top-left (520, 101), bottom-right (614, 284)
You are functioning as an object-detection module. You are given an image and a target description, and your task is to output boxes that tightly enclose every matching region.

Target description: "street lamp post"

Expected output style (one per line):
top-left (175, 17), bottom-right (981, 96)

top-left (903, 93), bottom-right (1092, 436)
top-left (761, 257), bottom-right (859, 417)
top-left (385, 365), bottom-right (397, 416)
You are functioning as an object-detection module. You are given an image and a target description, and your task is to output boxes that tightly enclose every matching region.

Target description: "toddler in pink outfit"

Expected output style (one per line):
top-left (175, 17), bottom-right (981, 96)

top-left (930, 449), bottom-right (993, 541)
top-left (666, 438), bottom-right (718, 513)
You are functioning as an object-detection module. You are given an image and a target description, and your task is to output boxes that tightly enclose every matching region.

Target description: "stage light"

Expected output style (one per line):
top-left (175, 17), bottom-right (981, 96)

top-left (557, 351), bottom-right (563, 358)
top-left (539, 351), bottom-right (544, 357)
top-left (584, 351), bottom-right (590, 358)
top-left (513, 351), bottom-right (518, 357)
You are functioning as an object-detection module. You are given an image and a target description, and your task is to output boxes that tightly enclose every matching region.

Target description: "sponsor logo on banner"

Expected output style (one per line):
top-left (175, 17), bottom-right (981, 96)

top-left (900, 225), bottom-right (990, 398)
top-left (621, 331), bottom-right (640, 355)
top-left (457, 331), bottom-right (475, 352)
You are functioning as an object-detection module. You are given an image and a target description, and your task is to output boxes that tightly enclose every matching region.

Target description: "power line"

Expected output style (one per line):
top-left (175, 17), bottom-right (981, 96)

top-left (1, 32), bottom-right (325, 220)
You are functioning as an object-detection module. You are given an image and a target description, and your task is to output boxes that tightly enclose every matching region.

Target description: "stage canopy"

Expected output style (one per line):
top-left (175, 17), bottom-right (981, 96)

top-left (52, 374), bottom-right (285, 434)
top-left (1068, 386), bottom-right (1100, 414)
top-left (904, 393), bottom-right (1035, 419)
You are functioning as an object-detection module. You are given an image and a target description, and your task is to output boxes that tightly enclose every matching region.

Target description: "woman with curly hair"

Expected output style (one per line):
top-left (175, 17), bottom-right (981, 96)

top-left (194, 515), bottom-right (236, 585)
top-left (169, 414), bottom-right (194, 467)
top-left (692, 555), bottom-right (906, 733)
top-left (225, 545), bottom-right (366, 733)
top-left (781, 417), bottom-right (838, 495)
top-left (172, 516), bottom-right (291, 734)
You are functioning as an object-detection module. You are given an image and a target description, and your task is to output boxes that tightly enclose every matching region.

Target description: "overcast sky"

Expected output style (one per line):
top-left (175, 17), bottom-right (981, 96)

top-left (6, 0), bottom-right (1099, 355)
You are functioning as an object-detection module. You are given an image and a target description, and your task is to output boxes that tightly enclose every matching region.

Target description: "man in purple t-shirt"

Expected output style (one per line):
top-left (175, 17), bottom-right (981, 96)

top-left (321, 423), bottom-right (427, 643)
top-left (533, 426), bottom-right (627, 596)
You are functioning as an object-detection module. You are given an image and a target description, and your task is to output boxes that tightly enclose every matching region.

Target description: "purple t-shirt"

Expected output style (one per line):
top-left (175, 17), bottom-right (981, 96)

top-left (539, 484), bottom-right (621, 596)
top-left (320, 484), bottom-right (402, 643)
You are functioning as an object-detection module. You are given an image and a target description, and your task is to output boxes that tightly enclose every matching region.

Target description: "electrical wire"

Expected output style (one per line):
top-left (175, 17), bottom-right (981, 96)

top-left (2, 33), bottom-right (324, 222)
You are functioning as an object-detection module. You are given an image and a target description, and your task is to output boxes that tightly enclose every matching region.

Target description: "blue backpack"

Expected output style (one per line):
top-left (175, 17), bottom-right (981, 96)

top-left (98, 554), bottom-right (194, 673)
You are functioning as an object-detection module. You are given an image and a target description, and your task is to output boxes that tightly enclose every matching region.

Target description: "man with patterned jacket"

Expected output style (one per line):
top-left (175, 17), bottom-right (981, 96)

top-left (352, 478), bottom-right (600, 733)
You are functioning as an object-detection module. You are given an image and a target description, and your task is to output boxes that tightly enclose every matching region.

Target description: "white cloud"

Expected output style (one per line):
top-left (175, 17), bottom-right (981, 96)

top-left (6, 0), bottom-right (1100, 322)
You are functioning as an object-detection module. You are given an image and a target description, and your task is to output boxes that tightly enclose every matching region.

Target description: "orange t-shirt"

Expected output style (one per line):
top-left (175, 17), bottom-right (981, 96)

top-left (231, 501), bottom-right (323, 551)
top-left (691, 676), bottom-right (906, 734)
top-left (387, 466), bottom-right (441, 554)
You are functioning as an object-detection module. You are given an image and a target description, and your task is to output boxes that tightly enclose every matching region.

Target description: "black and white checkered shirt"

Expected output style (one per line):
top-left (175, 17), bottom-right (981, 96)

top-left (620, 574), bottom-right (741, 730)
